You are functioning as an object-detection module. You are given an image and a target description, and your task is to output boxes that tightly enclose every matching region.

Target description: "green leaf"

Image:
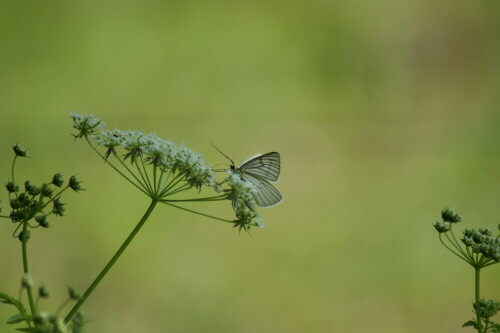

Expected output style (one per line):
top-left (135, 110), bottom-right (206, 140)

top-left (7, 313), bottom-right (29, 324)
top-left (463, 320), bottom-right (480, 329)
top-left (16, 329), bottom-right (40, 333)
top-left (0, 292), bottom-right (27, 314)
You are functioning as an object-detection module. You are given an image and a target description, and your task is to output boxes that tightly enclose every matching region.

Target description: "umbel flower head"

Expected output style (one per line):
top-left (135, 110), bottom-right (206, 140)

top-left (433, 207), bottom-right (499, 268)
top-left (1, 142), bottom-right (82, 241)
top-left (70, 112), bottom-right (272, 231)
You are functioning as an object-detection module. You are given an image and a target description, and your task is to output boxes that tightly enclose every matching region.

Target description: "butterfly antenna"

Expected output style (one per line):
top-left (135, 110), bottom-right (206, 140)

top-left (212, 163), bottom-right (229, 172)
top-left (211, 142), bottom-right (235, 166)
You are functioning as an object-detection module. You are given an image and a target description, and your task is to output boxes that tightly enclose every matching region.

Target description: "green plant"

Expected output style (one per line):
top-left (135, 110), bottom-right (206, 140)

top-left (434, 208), bottom-right (499, 332)
top-left (1, 113), bottom-right (279, 332)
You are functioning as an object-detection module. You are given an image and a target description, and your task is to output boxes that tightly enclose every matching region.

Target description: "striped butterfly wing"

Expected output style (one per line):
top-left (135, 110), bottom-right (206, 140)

top-left (241, 172), bottom-right (283, 208)
top-left (239, 152), bottom-right (280, 182)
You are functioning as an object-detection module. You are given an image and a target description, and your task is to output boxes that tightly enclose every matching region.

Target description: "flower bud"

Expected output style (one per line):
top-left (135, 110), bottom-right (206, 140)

top-left (461, 236), bottom-right (475, 247)
top-left (13, 143), bottom-right (28, 157)
top-left (18, 193), bottom-right (31, 206)
top-left (478, 228), bottom-right (492, 236)
top-left (34, 312), bottom-right (50, 326)
top-left (68, 287), bottom-right (81, 300)
top-left (38, 285), bottom-right (50, 298)
top-left (69, 175), bottom-right (84, 192)
top-left (35, 215), bottom-right (50, 228)
top-left (25, 180), bottom-right (40, 196)
top-left (433, 219), bottom-right (450, 233)
top-left (6, 181), bottom-right (19, 193)
top-left (18, 230), bottom-right (31, 242)
top-left (10, 210), bottom-right (24, 222)
top-left (441, 207), bottom-right (462, 223)
top-left (10, 198), bottom-right (22, 209)
top-left (52, 198), bottom-right (65, 217)
top-left (21, 273), bottom-right (33, 288)
top-left (40, 183), bottom-right (53, 198)
top-left (52, 173), bottom-right (64, 187)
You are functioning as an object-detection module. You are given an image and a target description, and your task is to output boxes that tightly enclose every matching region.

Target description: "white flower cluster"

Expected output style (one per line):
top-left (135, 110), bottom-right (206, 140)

top-left (94, 128), bottom-right (215, 188)
top-left (70, 112), bottom-right (215, 189)
top-left (69, 111), bottom-right (106, 138)
top-left (226, 170), bottom-right (264, 230)
top-left (226, 170), bottom-right (256, 203)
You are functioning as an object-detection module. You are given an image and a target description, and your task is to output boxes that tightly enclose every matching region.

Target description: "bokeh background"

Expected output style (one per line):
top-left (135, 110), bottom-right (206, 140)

top-left (1, 1), bottom-right (499, 332)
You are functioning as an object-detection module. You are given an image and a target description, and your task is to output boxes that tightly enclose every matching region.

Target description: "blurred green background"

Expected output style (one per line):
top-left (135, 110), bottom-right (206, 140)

top-left (1, 1), bottom-right (499, 332)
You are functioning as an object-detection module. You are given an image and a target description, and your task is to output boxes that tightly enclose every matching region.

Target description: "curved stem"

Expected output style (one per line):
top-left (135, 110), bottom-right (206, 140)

top-left (37, 186), bottom-right (70, 212)
top-left (160, 171), bottom-right (186, 197)
top-left (450, 226), bottom-right (468, 257)
top-left (161, 201), bottom-right (234, 224)
top-left (444, 232), bottom-right (467, 258)
top-left (482, 261), bottom-right (498, 268)
top-left (161, 183), bottom-right (192, 197)
top-left (133, 159), bottom-right (153, 195)
top-left (21, 220), bottom-right (37, 319)
top-left (138, 159), bottom-right (153, 194)
top-left (12, 155), bottom-right (19, 197)
top-left (156, 169), bottom-right (166, 194)
top-left (113, 152), bottom-right (151, 195)
top-left (159, 169), bottom-right (173, 193)
top-left (64, 200), bottom-right (158, 324)
top-left (439, 234), bottom-right (470, 264)
top-left (466, 246), bottom-right (475, 264)
top-left (161, 194), bottom-right (227, 202)
top-left (85, 138), bottom-right (149, 196)
top-left (56, 297), bottom-right (71, 316)
top-left (153, 162), bottom-right (158, 194)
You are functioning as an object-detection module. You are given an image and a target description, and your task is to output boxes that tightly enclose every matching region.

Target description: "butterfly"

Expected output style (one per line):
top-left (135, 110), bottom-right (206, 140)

top-left (213, 145), bottom-right (283, 208)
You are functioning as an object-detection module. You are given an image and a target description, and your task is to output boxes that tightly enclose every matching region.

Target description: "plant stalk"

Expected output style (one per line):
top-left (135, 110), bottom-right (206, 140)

top-left (64, 199), bottom-right (158, 323)
top-left (475, 266), bottom-right (481, 332)
top-left (21, 220), bottom-right (37, 319)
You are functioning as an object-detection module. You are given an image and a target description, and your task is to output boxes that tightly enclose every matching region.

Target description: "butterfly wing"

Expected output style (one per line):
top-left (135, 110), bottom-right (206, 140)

top-left (239, 152), bottom-right (280, 182)
top-left (241, 173), bottom-right (283, 207)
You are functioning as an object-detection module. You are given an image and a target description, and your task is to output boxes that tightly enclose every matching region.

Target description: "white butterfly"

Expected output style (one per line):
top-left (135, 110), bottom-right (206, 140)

top-left (213, 145), bottom-right (283, 208)
top-left (231, 152), bottom-right (283, 208)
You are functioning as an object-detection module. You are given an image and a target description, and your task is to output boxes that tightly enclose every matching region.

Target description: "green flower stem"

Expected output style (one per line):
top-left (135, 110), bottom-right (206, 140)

top-left (160, 171), bottom-right (186, 196)
top-left (439, 234), bottom-right (470, 264)
top-left (12, 223), bottom-right (23, 238)
top-left (161, 183), bottom-right (192, 197)
top-left (64, 199), bottom-right (158, 324)
top-left (113, 152), bottom-right (150, 194)
top-left (37, 185), bottom-right (70, 212)
top-left (444, 232), bottom-right (467, 259)
top-left (450, 227), bottom-right (468, 257)
top-left (475, 267), bottom-right (481, 332)
top-left (466, 246), bottom-right (475, 264)
top-left (156, 169), bottom-right (166, 193)
top-left (137, 159), bottom-right (153, 194)
top-left (56, 297), bottom-right (71, 316)
top-left (483, 261), bottom-right (498, 268)
top-left (11, 155), bottom-right (18, 195)
top-left (85, 137), bottom-right (149, 196)
top-left (153, 161), bottom-right (158, 193)
top-left (161, 194), bottom-right (227, 202)
top-left (477, 256), bottom-right (488, 267)
top-left (21, 220), bottom-right (37, 319)
top-left (159, 168), bottom-right (173, 192)
top-left (133, 159), bottom-right (153, 195)
top-left (162, 201), bottom-right (234, 224)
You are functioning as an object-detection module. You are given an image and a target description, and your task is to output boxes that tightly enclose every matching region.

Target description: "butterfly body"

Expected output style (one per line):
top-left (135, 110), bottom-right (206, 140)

top-left (232, 152), bottom-right (283, 208)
